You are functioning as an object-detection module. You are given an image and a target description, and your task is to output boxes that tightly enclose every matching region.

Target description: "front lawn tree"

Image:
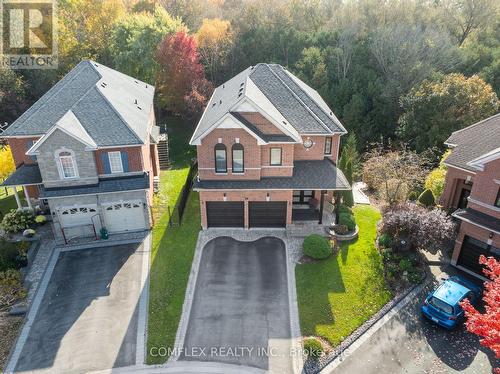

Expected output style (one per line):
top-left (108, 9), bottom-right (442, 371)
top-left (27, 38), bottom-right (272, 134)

top-left (363, 145), bottom-right (429, 206)
top-left (460, 256), bottom-right (500, 359)
top-left (398, 73), bottom-right (499, 152)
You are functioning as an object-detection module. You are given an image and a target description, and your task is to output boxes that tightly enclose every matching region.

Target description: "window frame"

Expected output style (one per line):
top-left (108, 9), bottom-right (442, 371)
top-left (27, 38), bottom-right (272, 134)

top-left (56, 150), bottom-right (78, 179)
top-left (324, 137), bottom-right (332, 155)
top-left (270, 147), bottom-right (282, 166)
top-left (108, 151), bottom-right (124, 174)
top-left (232, 143), bottom-right (244, 174)
top-left (214, 143), bottom-right (227, 173)
top-left (495, 188), bottom-right (500, 208)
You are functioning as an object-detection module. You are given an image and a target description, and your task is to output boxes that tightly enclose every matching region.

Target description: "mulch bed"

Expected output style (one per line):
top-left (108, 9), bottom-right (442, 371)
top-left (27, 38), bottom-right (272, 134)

top-left (0, 311), bottom-right (23, 369)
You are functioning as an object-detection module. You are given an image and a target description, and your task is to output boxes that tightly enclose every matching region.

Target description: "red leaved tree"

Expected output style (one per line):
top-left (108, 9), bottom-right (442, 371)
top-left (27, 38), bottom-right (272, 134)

top-left (156, 31), bottom-right (205, 114)
top-left (460, 255), bottom-right (500, 364)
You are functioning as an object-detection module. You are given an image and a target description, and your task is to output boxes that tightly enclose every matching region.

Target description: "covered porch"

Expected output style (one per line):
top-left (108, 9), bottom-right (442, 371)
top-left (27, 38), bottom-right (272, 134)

top-left (1, 164), bottom-right (43, 211)
top-left (292, 189), bottom-right (337, 225)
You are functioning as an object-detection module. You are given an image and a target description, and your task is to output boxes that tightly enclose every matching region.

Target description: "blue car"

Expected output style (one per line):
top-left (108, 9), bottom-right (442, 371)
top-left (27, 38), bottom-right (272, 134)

top-left (421, 276), bottom-right (482, 329)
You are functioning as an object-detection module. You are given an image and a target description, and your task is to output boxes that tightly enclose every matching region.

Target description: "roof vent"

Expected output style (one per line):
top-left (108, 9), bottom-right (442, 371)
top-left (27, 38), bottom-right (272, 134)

top-left (134, 99), bottom-right (138, 104)
top-left (219, 99), bottom-right (222, 105)
top-left (330, 111), bottom-right (333, 115)
top-left (134, 80), bottom-right (138, 84)
top-left (137, 106), bottom-right (142, 110)
top-left (223, 84), bottom-right (225, 89)
top-left (212, 102), bottom-right (216, 107)
top-left (240, 82), bottom-right (244, 87)
top-left (238, 93), bottom-right (242, 97)
top-left (145, 84), bottom-right (148, 88)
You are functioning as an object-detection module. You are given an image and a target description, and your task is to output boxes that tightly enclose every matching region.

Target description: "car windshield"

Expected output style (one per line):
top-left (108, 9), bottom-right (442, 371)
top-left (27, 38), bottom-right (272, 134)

top-left (429, 296), bottom-right (454, 314)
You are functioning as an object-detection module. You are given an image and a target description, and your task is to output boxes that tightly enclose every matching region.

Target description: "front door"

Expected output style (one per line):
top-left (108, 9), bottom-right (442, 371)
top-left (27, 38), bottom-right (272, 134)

top-left (293, 190), bottom-right (314, 205)
top-left (458, 188), bottom-right (471, 209)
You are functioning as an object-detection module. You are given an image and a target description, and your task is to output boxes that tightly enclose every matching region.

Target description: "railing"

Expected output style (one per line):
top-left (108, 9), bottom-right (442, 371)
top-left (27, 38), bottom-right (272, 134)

top-left (168, 162), bottom-right (198, 227)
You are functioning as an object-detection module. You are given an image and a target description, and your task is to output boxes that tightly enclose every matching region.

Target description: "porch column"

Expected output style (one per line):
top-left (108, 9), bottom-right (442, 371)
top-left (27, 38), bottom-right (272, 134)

top-left (13, 187), bottom-right (22, 209)
top-left (23, 186), bottom-right (33, 210)
top-left (318, 190), bottom-right (326, 224)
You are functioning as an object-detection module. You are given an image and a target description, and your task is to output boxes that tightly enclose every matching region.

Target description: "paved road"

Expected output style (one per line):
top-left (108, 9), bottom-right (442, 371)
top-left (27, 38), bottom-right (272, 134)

top-left (180, 236), bottom-right (292, 372)
top-left (330, 269), bottom-right (499, 374)
top-left (14, 243), bottom-right (145, 373)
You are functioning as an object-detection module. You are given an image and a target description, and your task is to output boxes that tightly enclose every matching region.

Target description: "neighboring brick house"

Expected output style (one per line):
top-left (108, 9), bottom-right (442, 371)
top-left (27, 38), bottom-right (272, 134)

top-left (191, 63), bottom-right (350, 229)
top-left (1, 61), bottom-right (160, 242)
top-left (440, 113), bottom-right (500, 278)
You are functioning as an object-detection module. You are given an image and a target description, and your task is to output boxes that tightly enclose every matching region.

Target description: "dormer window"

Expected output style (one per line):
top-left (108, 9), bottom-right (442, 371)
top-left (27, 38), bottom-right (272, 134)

top-left (108, 151), bottom-right (124, 173)
top-left (57, 150), bottom-right (78, 179)
top-left (215, 143), bottom-right (227, 173)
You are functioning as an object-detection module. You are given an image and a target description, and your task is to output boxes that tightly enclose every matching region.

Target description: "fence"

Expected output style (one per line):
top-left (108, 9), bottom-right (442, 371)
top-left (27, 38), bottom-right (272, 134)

top-left (168, 161), bottom-right (198, 227)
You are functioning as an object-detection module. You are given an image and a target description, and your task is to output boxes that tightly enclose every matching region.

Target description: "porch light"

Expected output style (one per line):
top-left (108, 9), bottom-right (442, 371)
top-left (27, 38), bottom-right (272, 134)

top-left (266, 193), bottom-right (270, 202)
top-left (223, 193), bottom-right (227, 202)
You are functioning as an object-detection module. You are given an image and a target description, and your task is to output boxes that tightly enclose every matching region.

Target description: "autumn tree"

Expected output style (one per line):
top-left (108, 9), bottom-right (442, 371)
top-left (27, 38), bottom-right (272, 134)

top-left (460, 256), bottom-right (500, 360)
top-left (294, 47), bottom-right (328, 97)
top-left (184, 78), bottom-right (214, 118)
top-left (110, 5), bottom-right (186, 84)
top-left (0, 146), bottom-right (16, 184)
top-left (156, 32), bottom-right (206, 113)
top-left (363, 145), bottom-right (430, 206)
top-left (398, 73), bottom-right (499, 153)
top-left (196, 18), bottom-right (234, 83)
top-left (58, 0), bottom-right (126, 66)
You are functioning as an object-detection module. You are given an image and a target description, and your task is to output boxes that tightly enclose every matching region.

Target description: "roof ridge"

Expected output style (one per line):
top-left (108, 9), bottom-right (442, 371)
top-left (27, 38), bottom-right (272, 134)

top-left (281, 67), bottom-right (347, 134)
top-left (5, 61), bottom-right (94, 134)
top-left (263, 64), bottom-right (333, 134)
top-left (448, 112), bottom-right (500, 138)
top-left (94, 86), bottom-right (144, 144)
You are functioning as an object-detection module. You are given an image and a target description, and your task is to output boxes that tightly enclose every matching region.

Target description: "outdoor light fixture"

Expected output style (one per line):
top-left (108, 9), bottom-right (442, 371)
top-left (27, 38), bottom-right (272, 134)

top-left (223, 193), bottom-right (227, 201)
top-left (266, 193), bottom-right (270, 201)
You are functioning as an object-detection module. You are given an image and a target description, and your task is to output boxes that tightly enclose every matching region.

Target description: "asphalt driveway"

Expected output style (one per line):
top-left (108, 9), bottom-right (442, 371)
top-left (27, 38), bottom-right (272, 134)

top-left (180, 236), bottom-right (293, 372)
top-left (11, 243), bottom-right (146, 373)
top-left (331, 268), bottom-right (500, 374)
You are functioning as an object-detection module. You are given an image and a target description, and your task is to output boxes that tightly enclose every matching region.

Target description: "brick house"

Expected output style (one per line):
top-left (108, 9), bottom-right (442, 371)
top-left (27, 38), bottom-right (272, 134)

top-left (191, 63), bottom-right (350, 229)
top-left (1, 61), bottom-right (160, 242)
top-left (440, 113), bottom-right (500, 278)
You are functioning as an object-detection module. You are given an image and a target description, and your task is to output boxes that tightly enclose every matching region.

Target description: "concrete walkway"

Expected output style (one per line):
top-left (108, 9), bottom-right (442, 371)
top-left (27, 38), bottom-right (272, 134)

top-left (352, 182), bottom-right (370, 204)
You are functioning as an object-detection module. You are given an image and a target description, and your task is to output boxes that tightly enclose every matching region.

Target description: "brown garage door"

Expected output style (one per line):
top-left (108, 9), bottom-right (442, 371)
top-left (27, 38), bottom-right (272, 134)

top-left (249, 201), bottom-right (287, 228)
top-left (206, 201), bottom-right (244, 228)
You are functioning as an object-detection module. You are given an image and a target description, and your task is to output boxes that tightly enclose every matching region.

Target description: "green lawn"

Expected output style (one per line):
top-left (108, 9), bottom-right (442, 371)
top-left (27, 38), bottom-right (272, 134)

top-left (0, 188), bottom-right (26, 217)
top-left (147, 115), bottom-right (200, 364)
top-left (295, 205), bottom-right (392, 346)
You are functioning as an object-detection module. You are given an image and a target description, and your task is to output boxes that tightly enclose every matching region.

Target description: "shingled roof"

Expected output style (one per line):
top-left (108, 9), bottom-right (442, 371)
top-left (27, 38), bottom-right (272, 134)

top-left (190, 63), bottom-right (346, 144)
top-left (444, 113), bottom-right (500, 172)
top-left (2, 61), bottom-right (155, 147)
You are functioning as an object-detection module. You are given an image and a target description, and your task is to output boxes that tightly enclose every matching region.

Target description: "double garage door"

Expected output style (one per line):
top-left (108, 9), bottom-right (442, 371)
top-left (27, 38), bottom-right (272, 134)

top-left (206, 201), bottom-right (287, 228)
top-left (457, 236), bottom-right (500, 275)
top-left (59, 201), bottom-right (146, 238)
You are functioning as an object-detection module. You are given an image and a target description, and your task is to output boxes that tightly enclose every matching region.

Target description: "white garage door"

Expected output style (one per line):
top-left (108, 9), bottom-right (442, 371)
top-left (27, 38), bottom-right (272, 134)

top-left (103, 201), bottom-right (147, 233)
top-left (59, 205), bottom-right (99, 238)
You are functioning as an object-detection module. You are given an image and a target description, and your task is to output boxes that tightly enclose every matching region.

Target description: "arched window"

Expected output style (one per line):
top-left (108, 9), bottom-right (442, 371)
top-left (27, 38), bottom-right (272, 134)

top-left (214, 143), bottom-right (227, 173)
top-left (57, 150), bottom-right (78, 179)
top-left (232, 143), bottom-right (244, 173)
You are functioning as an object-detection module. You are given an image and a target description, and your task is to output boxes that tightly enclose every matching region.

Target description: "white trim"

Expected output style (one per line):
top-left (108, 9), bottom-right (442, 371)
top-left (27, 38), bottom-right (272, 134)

top-left (261, 165), bottom-right (294, 168)
top-left (443, 162), bottom-right (477, 175)
top-left (0, 134), bottom-right (44, 139)
top-left (451, 211), bottom-right (500, 235)
top-left (467, 147), bottom-right (500, 171)
top-left (467, 197), bottom-right (500, 213)
top-left (42, 188), bottom-right (148, 199)
top-left (108, 151), bottom-right (124, 174)
top-left (494, 179), bottom-right (500, 185)
top-left (96, 144), bottom-right (142, 149)
top-left (194, 187), bottom-right (351, 192)
top-left (55, 148), bottom-right (79, 180)
top-left (188, 88), bottom-right (217, 145)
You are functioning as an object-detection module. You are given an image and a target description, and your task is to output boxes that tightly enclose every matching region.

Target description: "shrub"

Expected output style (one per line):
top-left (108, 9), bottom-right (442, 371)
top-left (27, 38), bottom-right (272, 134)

top-left (342, 190), bottom-right (354, 207)
top-left (380, 203), bottom-right (456, 251)
top-left (303, 234), bottom-right (331, 260)
top-left (339, 213), bottom-right (356, 231)
top-left (378, 233), bottom-right (393, 248)
top-left (35, 215), bottom-right (47, 224)
top-left (398, 258), bottom-right (413, 272)
top-left (333, 224), bottom-right (348, 235)
top-left (417, 189), bottom-right (435, 207)
top-left (425, 167), bottom-right (446, 200)
top-left (303, 338), bottom-right (323, 358)
top-left (1, 208), bottom-right (35, 233)
top-left (337, 204), bottom-right (352, 215)
top-left (407, 190), bottom-right (420, 201)
top-left (23, 228), bottom-right (36, 238)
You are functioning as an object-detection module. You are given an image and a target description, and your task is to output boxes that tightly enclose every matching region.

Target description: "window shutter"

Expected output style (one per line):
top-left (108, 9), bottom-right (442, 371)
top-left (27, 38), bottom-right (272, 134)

top-left (101, 153), bottom-right (111, 174)
top-left (121, 151), bottom-right (129, 172)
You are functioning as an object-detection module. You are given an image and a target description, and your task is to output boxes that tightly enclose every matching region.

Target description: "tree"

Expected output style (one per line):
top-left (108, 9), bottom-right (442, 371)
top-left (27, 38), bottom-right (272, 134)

top-left (156, 32), bottom-right (205, 113)
top-left (184, 78), bottom-right (214, 118)
top-left (58, 0), bottom-right (126, 66)
top-left (110, 5), bottom-right (186, 84)
top-left (425, 150), bottom-right (450, 201)
top-left (460, 256), bottom-right (500, 360)
top-left (0, 146), bottom-right (16, 183)
top-left (0, 69), bottom-right (28, 127)
top-left (294, 47), bottom-right (329, 97)
top-left (196, 18), bottom-right (234, 83)
top-left (398, 73), bottom-right (499, 152)
top-left (363, 145), bottom-right (430, 206)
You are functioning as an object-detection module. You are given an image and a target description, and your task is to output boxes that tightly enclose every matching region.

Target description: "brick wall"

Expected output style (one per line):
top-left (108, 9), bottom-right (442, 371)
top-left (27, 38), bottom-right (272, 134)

top-left (451, 221), bottom-right (500, 265)
top-left (468, 158), bottom-right (500, 219)
top-left (197, 128), bottom-right (261, 180)
top-left (260, 144), bottom-right (294, 177)
top-left (440, 166), bottom-right (475, 208)
top-left (94, 146), bottom-right (143, 174)
top-left (8, 137), bottom-right (40, 166)
top-left (238, 112), bottom-right (285, 135)
top-left (199, 190), bottom-right (293, 228)
top-left (294, 135), bottom-right (340, 161)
